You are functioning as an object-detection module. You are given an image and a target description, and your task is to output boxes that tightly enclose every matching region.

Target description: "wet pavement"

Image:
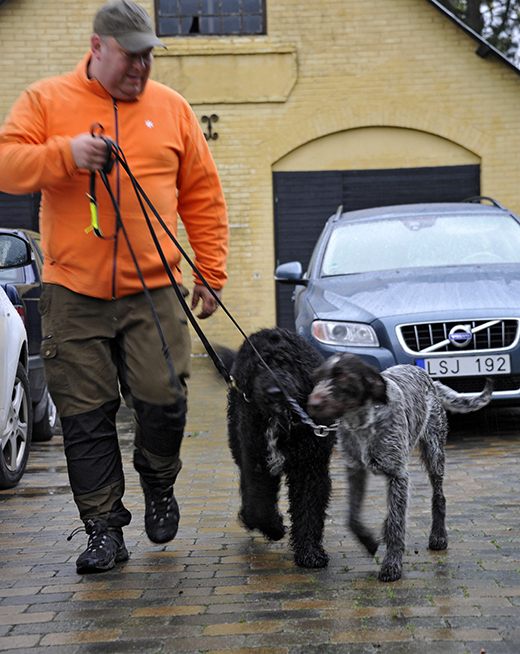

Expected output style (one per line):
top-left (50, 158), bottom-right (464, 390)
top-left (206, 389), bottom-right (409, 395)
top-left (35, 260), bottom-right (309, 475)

top-left (1, 354), bottom-right (520, 653)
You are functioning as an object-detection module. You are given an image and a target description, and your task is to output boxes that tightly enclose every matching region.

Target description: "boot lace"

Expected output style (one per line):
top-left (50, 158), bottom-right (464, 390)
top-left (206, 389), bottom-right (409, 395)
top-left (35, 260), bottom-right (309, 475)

top-left (67, 519), bottom-right (118, 551)
top-left (148, 488), bottom-right (175, 525)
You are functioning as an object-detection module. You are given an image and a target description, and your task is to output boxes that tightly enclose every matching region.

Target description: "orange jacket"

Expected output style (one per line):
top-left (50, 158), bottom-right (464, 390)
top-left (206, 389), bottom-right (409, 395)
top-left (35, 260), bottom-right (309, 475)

top-left (0, 54), bottom-right (228, 299)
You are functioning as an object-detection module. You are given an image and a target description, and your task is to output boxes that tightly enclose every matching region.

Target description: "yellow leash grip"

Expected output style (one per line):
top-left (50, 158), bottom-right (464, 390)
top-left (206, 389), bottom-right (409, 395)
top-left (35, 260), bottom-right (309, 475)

top-left (85, 192), bottom-right (103, 237)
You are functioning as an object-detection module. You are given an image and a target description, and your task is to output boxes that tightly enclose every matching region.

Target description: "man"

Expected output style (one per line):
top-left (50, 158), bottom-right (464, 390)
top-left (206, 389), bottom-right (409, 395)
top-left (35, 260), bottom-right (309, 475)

top-left (0, 1), bottom-right (229, 573)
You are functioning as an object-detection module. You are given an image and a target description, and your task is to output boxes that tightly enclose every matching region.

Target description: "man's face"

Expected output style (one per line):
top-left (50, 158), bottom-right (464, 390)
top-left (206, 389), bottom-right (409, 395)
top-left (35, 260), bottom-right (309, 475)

top-left (91, 35), bottom-right (153, 101)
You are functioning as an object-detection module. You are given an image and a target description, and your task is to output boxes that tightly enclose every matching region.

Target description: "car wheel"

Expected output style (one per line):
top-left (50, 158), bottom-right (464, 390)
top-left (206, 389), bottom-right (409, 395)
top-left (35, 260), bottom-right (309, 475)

top-left (32, 390), bottom-right (58, 443)
top-left (0, 362), bottom-right (33, 489)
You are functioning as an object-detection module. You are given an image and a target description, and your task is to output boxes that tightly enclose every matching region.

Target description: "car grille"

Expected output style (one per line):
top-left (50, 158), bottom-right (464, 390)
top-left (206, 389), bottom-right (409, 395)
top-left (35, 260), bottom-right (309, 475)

top-left (398, 319), bottom-right (519, 354)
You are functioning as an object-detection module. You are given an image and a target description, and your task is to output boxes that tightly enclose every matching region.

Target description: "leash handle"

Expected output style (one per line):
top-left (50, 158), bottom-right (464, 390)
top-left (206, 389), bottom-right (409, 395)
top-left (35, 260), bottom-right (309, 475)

top-left (90, 122), bottom-right (116, 174)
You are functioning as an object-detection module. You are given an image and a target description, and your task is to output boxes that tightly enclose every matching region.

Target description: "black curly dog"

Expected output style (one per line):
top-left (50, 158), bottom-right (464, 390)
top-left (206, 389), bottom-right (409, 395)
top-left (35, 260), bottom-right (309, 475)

top-left (222, 328), bottom-right (335, 568)
top-left (307, 353), bottom-right (493, 582)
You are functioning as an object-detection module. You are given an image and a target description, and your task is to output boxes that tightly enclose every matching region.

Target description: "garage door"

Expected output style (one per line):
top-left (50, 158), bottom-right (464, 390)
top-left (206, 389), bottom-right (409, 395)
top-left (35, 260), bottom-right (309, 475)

top-left (0, 191), bottom-right (41, 231)
top-left (273, 164), bottom-right (480, 330)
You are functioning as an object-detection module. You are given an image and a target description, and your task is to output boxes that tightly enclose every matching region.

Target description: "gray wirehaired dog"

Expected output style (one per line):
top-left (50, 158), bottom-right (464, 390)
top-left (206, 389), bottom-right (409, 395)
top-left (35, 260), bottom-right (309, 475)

top-left (307, 352), bottom-right (493, 582)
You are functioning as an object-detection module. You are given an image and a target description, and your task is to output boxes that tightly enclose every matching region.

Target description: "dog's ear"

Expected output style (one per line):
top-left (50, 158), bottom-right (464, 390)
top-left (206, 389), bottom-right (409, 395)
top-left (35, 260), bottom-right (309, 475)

top-left (366, 369), bottom-right (387, 404)
top-left (311, 365), bottom-right (324, 382)
top-left (214, 344), bottom-right (237, 375)
top-left (341, 354), bottom-right (388, 404)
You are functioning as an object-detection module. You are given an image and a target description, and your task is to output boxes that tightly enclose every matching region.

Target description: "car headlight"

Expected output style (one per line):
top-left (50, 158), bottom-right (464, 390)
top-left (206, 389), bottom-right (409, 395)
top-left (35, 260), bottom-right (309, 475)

top-left (311, 320), bottom-right (380, 347)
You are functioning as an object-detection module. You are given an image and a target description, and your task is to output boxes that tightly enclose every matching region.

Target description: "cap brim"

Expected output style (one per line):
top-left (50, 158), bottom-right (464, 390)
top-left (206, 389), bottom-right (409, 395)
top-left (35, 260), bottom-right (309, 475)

top-left (114, 31), bottom-right (166, 53)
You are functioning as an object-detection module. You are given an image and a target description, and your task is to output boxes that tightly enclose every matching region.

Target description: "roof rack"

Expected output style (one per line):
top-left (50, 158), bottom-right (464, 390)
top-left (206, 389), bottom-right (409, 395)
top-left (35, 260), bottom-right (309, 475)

top-left (332, 204), bottom-right (344, 222)
top-left (462, 196), bottom-right (506, 210)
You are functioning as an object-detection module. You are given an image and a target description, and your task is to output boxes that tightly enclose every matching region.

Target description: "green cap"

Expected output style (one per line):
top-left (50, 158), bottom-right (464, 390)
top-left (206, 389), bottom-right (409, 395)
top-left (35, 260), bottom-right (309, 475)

top-left (93, 0), bottom-right (166, 53)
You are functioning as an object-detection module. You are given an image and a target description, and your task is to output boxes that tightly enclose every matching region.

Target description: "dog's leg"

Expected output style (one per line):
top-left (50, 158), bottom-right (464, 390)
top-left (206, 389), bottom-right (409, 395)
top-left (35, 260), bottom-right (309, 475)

top-left (379, 472), bottom-right (409, 582)
top-left (238, 453), bottom-right (286, 541)
top-left (284, 449), bottom-right (332, 568)
top-left (418, 426), bottom-right (448, 551)
top-left (347, 466), bottom-right (379, 556)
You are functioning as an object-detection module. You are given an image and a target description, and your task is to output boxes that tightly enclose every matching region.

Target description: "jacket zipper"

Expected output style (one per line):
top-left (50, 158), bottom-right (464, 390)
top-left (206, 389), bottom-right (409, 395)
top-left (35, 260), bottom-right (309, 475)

top-left (111, 98), bottom-right (119, 300)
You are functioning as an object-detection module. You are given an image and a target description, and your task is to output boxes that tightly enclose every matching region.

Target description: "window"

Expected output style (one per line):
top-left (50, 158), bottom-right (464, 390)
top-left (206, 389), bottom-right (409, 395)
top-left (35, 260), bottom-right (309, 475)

top-left (156, 0), bottom-right (266, 36)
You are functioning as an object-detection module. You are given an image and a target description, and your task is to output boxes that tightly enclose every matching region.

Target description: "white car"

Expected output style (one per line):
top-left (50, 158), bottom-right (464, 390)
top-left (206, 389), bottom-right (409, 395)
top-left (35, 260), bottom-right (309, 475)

top-left (0, 234), bottom-right (32, 489)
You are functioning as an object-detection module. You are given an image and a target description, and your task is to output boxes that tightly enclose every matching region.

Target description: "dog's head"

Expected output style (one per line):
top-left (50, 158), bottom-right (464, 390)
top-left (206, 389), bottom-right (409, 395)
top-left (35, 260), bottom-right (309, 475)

top-left (231, 328), bottom-right (324, 419)
top-left (307, 353), bottom-right (387, 420)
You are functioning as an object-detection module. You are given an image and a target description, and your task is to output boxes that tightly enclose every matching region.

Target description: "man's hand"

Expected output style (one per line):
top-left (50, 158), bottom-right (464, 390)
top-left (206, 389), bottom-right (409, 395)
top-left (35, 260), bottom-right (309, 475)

top-left (191, 284), bottom-right (222, 319)
top-left (70, 132), bottom-right (110, 172)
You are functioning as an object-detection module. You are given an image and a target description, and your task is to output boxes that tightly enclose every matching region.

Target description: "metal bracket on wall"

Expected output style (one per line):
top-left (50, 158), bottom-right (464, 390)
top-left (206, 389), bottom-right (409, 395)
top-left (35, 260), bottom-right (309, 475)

top-left (202, 114), bottom-right (219, 141)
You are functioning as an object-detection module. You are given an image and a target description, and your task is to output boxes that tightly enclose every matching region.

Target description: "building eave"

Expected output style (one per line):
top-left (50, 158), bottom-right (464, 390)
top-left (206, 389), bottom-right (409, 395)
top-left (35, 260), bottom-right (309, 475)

top-left (424, 0), bottom-right (520, 76)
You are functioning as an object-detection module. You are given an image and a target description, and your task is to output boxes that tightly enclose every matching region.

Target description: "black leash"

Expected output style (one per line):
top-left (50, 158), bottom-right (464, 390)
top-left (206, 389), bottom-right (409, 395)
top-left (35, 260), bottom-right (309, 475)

top-left (108, 143), bottom-right (233, 386)
top-left (100, 167), bottom-right (185, 397)
top-left (86, 127), bottom-right (335, 437)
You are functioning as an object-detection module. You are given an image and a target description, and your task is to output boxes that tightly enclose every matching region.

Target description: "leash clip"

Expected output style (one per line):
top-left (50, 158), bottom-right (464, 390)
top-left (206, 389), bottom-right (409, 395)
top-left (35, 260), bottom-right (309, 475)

top-left (313, 423), bottom-right (338, 438)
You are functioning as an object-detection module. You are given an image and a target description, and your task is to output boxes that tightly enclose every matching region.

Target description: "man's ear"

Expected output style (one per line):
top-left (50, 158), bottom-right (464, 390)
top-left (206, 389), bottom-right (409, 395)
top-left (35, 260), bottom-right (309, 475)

top-left (91, 34), bottom-right (103, 61)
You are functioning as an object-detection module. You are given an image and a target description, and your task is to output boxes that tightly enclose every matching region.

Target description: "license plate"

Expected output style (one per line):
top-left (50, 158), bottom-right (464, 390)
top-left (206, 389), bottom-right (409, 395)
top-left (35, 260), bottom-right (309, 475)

top-left (416, 354), bottom-right (511, 377)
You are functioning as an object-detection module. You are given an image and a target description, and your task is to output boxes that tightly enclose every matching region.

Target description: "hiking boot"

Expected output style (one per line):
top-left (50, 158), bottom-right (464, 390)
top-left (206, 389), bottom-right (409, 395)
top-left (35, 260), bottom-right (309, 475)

top-left (75, 520), bottom-right (128, 574)
top-left (142, 482), bottom-right (179, 544)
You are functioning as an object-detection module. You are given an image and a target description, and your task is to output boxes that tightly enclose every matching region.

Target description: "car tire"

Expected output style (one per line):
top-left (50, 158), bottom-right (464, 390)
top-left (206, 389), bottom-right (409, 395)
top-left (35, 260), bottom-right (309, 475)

top-left (0, 362), bottom-right (33, 489)
top-left (32, 390), bottom-right (58, 443)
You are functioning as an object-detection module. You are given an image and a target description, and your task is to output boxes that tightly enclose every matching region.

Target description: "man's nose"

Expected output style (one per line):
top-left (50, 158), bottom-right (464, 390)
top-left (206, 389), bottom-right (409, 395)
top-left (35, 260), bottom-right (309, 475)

top-left (129, 54), bottom-right (148, 69)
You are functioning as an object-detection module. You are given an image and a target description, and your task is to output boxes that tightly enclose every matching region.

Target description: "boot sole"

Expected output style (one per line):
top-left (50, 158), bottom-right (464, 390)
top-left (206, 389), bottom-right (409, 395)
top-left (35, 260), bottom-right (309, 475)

top-left (76, 546), bottom-right (129, 574)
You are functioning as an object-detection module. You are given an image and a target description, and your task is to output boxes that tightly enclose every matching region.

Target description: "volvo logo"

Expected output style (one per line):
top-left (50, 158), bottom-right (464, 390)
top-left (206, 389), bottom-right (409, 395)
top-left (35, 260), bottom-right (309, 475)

top-left (448, 324), bottom-right (473, 348)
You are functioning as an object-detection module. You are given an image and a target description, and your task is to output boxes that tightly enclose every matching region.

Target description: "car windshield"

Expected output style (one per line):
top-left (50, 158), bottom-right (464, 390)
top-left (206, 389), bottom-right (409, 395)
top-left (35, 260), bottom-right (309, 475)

top-left (320, 212), bottom-right (520, 276)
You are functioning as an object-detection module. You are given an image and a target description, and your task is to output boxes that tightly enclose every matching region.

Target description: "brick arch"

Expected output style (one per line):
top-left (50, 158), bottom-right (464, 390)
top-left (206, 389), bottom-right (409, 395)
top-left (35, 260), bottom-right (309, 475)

top-left (272, 126), bottom-right (481, 173)
top-left (266, 106), bottom-right (491, 169)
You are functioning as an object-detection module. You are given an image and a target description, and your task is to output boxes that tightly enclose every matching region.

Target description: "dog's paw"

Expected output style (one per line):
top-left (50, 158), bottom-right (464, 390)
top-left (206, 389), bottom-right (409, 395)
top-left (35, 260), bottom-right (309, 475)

top-left (360, 534), bottom-right (379, 556)
top-left (237, 509), bottom-right (260, 533)
top-left (238, 509), bottom-right (286, 541)
top-left (428, 532), bottom-right (448, 551)
top-left (261, 521), bottom-right (287, 541)
top-left (351, 527), bottom-right (379, 556)
top-left (378, 557), bottom-right (403, 582)
top-left (294, 546), bottom-right (329, 569)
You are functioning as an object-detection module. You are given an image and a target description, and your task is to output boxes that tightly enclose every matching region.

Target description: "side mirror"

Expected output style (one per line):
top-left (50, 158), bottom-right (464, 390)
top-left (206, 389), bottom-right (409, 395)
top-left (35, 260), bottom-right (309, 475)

top-left (274, 261), bottom-right (307, 285)
top-left (0, 234), bottom-right (32, 269)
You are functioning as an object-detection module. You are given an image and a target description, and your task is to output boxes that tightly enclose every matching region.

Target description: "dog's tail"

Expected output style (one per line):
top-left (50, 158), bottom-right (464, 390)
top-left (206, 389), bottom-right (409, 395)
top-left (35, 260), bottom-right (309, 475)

top-left (434, 377), bottom-right (494, 413)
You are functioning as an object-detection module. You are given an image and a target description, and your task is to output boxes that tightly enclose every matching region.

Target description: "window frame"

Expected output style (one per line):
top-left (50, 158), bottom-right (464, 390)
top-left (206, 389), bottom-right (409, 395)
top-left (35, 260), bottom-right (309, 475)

top-left (155, 0), bottom-right (267, 37)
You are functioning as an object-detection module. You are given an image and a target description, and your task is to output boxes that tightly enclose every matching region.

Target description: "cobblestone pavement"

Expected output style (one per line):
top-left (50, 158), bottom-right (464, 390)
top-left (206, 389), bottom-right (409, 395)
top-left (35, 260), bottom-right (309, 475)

top-left (1, 355), bottom-right (520, 653)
